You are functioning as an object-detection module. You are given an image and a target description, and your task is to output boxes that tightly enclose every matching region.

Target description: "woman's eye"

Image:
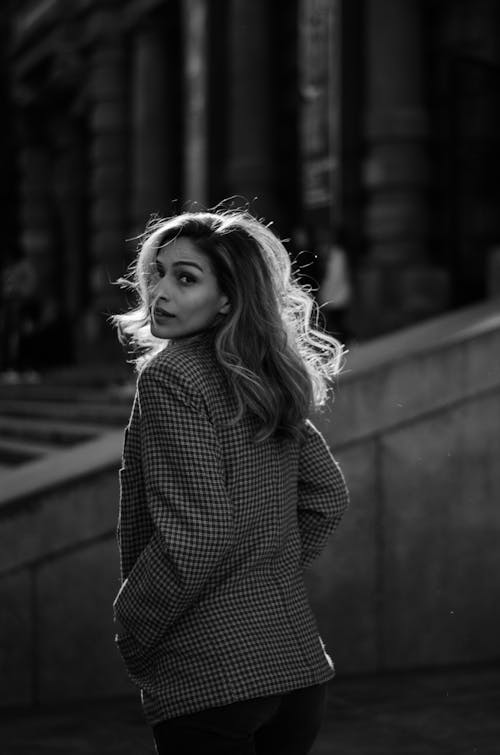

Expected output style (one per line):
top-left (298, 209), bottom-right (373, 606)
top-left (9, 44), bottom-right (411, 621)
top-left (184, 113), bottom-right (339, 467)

top-left (178, 273), bottom-right (195, 285)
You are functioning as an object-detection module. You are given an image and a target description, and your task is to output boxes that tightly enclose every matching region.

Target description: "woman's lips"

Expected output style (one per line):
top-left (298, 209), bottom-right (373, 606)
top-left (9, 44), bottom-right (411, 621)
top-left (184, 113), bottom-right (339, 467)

top-left (153, 307), bottom-right (175, 321)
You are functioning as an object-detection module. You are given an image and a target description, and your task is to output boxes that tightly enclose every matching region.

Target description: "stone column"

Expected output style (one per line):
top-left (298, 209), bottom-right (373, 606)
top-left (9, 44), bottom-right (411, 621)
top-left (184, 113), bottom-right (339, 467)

top-left (358, 0), bottom-right (449, 335)
top-left (182, 0), bottom-right (209, 208)
top-left (130, 23), bottom-right (171, 233)
top-left (14, 122), bottom-right (67, 369)
top-left (17, 133), bottom-right (53, 284)
top-left (84, 19), bottom-right (128, 360)
top-left (298, 0), bottom-right (341, 226)
top-left (51, 120), bottom-right (88, 324)
top-left (225, 0), bottom-right (274, 218)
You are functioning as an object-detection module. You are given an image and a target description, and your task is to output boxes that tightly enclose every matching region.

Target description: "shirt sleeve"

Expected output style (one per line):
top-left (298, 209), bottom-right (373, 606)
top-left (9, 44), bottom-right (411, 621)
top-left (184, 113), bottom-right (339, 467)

top-left (113, 362), bottom-right (232, 650)
top-left (297, 419), bottom-right (349, 568)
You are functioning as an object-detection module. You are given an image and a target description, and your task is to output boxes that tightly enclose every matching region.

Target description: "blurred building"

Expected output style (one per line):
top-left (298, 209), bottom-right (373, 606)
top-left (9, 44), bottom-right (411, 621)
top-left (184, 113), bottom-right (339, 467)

top-left (2, 0), bottom-right (500, 364)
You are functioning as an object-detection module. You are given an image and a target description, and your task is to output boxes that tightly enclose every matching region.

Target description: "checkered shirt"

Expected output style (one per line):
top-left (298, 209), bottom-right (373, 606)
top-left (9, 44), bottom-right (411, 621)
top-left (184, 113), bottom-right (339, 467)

top-left (113, 331), bottom-right (349, 725)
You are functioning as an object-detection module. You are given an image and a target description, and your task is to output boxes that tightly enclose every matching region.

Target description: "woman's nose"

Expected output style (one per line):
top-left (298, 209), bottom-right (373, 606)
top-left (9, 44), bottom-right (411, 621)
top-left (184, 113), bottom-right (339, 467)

top-left (152, 276), bottom-right (171, 300)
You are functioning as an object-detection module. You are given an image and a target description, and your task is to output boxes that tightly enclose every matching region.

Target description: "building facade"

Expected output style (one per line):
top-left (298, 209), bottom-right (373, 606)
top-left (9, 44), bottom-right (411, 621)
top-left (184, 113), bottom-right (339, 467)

top-left (2, 0), bottom-right (500, 366)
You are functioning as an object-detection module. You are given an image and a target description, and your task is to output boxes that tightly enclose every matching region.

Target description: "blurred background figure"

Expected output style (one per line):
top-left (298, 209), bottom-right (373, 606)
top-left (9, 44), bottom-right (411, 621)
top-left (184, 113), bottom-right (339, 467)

top-left (0, 257), bottom-right (40, 383)
top-left (0, 257), bottom-right (72, 383)
top-left (315, 225), bottom-right (352, 344)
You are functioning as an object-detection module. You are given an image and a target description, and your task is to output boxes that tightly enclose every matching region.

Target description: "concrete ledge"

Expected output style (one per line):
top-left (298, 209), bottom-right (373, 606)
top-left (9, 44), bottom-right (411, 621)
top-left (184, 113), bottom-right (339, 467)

top-left (317, 299), bottom-right (500, 447)
top-left (344, 297), bottom-right (500, 376)
top-left (0, 430), bottom-right (124, 510)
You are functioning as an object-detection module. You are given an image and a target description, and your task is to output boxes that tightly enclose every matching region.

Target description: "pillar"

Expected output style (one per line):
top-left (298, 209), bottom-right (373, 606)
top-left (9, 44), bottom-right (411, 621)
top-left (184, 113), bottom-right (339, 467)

top-left (357, 0), bottom-right (449, 335)
top-left (84, 15), bottom-right (129, 360)
top-left (298, 0), bottom-right (341, 228)
top-left (17, 128), bottom-right (56, 307)
top-left (52, 120), bottom-right (88, 325)
top-left (182, 0), bottom-right (209, 208)
top-left (130, 22), bottom-right (172, 233)
top-left (225, 0), bottom-right (274, 219)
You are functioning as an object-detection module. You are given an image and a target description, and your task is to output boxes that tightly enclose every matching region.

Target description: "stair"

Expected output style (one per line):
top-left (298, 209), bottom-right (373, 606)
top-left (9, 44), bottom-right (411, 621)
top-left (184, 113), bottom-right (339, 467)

top-left (0, 437), bottom-right (63, 465)
top-left (0, 416), bottom-right (113, 445)
top-left (0, 366), bottom-right (134, 470)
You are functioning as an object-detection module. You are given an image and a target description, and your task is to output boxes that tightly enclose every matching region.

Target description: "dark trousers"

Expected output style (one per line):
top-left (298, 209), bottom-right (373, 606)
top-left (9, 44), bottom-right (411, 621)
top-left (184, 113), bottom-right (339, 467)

top-left (153, 682), bottom-right (327, 755)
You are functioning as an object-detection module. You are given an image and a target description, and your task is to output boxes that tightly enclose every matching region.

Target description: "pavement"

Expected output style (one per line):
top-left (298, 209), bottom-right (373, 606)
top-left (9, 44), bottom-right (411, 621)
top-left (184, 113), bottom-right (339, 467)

top-left (1, 664), bottom-right (499, 754)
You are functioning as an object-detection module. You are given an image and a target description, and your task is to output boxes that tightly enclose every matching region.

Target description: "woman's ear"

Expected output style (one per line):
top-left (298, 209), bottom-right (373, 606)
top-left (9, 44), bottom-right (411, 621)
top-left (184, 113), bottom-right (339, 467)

top-left (218, 296), bottom-right (230, 315)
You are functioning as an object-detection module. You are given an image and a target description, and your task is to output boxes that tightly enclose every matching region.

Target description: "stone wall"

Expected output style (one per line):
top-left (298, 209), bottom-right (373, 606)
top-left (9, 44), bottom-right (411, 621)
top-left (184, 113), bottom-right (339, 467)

top-left (306, 298), bottom-right (500, 674)
top-left (0, 461), bottom-right (133, 707)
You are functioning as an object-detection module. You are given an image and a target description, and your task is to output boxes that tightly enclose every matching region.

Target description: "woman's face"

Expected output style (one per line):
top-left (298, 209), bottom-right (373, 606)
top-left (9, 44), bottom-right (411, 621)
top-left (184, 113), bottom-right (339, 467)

top-left (148, 237), bottom-right (229, 339)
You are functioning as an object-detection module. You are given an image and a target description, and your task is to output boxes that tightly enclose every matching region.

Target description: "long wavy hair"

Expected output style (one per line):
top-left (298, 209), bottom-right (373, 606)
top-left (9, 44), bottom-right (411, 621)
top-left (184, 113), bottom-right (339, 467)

top-left (112, 209), bottom-right (345, 442)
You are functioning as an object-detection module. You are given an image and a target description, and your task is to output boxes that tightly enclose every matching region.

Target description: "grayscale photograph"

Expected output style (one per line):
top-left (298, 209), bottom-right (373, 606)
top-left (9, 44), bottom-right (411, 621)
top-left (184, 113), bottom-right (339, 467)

top-left (0, 1), bottom-right (499, 753)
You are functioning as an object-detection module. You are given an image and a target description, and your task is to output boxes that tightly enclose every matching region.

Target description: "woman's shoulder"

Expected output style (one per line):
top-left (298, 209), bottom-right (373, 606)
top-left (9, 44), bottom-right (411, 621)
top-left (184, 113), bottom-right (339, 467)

top-left (139, 333), bottom-right (219, 398)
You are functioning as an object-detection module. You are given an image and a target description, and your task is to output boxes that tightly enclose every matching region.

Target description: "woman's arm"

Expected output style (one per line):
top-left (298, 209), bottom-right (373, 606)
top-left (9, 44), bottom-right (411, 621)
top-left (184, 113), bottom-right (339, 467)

top-left (113, 363), bottom-right (232, 650)
top-left (297, 420), bottom-right (349, 568)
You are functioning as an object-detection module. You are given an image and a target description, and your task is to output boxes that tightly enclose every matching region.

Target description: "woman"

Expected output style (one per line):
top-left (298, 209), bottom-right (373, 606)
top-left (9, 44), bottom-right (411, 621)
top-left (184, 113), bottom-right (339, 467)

top-left (112, 209), bottom-right (349, 754)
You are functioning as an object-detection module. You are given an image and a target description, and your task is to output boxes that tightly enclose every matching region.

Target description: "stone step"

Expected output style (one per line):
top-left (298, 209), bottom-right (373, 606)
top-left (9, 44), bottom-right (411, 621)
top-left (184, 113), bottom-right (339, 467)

top-left (0, 382), bottom-right (135, 405)
top-left (0, 363), bottom-right (133, 389)
top-left (0, 437), bottom-right (62, 466)
top-left (0, 399), bottom-right (130, 426)
top-left (0, 416), bottom-right (113, 446)
top-left (40, 363), bottom-right (133, 387)
top-left (0, 368), bottom-right (132, 469)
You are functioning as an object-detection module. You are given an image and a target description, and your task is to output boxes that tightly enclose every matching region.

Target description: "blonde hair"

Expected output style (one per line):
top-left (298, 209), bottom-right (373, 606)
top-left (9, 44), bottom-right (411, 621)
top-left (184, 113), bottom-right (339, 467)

top-left (112, 209), bottom-right (345, 441)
